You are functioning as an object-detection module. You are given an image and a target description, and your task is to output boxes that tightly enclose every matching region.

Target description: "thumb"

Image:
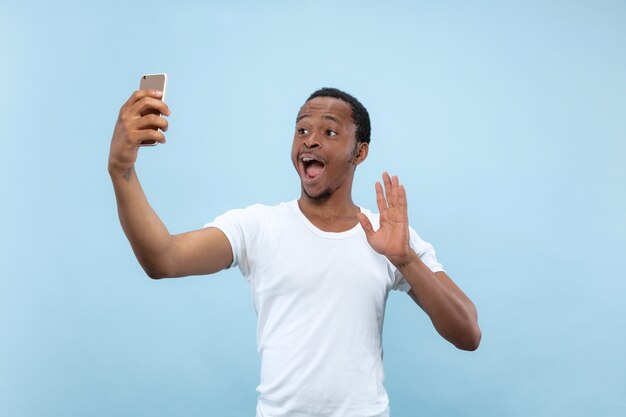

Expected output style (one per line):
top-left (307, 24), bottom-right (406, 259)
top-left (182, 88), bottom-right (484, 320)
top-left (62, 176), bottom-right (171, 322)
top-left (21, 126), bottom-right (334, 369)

top-left (357, 212), bottom-right (375, 238)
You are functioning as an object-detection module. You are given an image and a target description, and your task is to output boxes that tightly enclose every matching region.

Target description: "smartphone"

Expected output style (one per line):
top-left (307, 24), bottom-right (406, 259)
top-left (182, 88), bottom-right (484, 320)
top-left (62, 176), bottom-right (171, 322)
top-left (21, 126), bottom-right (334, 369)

top-left (139, 73), bottom-right (168, 146)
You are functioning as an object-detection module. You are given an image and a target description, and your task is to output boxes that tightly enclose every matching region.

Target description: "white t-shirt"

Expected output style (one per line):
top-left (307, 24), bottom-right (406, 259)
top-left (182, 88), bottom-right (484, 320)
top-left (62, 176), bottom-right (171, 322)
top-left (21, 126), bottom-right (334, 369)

top-left (205, 200), bottom-right (444, 417)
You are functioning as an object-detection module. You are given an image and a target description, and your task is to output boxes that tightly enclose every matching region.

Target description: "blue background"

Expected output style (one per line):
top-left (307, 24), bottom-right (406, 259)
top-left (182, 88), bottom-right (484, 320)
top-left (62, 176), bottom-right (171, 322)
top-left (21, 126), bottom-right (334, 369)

top-left (1, 1), bottom-right (625, 416)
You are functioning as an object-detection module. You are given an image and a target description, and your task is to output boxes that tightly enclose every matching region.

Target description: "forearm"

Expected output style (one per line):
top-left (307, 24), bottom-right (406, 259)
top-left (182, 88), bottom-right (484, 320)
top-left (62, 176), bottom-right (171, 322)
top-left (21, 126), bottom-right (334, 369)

top-left (395, 251), bottom-right (481, 350)
top-left (109, 165), bottom-right (174, 278)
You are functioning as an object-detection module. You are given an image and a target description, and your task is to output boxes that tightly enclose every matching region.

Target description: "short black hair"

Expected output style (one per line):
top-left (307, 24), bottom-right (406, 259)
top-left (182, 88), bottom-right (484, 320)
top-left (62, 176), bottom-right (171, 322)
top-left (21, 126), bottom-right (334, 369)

top-left (306, 87), bottom-right (371, 144)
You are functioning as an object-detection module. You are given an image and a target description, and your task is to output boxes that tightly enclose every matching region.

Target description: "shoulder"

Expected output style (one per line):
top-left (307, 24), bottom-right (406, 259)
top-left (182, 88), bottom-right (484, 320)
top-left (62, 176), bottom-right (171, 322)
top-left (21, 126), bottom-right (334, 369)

top-left (220, 200), bottom-right (288, 216)
top-left (242, 200), bottom-right (295, 219)
top-left (207, 201), bottom-right (294, 225)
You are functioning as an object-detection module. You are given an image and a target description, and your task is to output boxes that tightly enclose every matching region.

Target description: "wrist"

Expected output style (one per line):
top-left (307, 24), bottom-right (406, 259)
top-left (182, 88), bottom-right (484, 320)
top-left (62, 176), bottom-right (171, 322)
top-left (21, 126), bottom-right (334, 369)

top-left (389, 249), bottom-right (418, 270)
top-left (108, 160), bottom-right (134, 180)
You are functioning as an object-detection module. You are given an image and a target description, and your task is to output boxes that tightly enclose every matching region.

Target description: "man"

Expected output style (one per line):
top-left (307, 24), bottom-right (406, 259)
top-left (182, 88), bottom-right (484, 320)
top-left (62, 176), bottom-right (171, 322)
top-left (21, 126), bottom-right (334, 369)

top-left (109, 87), bottom-right (481, 417)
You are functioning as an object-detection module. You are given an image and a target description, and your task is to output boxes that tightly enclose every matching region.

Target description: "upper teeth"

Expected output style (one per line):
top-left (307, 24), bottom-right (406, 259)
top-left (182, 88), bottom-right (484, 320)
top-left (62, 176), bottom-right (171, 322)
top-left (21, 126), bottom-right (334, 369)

top-left (302, 157), bottom-right (313, 162)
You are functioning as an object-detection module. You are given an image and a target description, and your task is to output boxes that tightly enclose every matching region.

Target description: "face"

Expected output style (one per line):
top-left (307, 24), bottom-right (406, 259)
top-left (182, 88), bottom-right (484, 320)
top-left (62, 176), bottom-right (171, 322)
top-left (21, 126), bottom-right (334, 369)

top-left (291, 97), bottom-right (368, 200)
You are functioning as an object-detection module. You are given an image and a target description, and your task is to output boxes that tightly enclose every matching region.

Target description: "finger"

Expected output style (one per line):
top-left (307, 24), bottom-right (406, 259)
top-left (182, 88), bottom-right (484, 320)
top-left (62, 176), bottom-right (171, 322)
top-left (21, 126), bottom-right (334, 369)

top-left (132, 113), bottom-right (169, 131)
top-left (131, 96), bottom-right (171, 118)
top-left (357, 212), bottom-right (375, 238)
top-left (375, 181), bottom-right (386, 213)
top-left (382, 172), bottom-right (393, 207)
top-left (121, 89), bottom-right (164, 113)
top-left (398, 184), bottom-right (408, 211)
top-left (390, 175), bottom-right (399, 207)
top-left (130, 128), bottom-right (166, 145)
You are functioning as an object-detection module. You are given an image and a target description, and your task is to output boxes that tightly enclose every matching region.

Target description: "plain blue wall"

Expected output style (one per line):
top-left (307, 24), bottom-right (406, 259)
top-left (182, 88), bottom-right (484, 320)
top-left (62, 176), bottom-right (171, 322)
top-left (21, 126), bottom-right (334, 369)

top-left (1, 1), bottom-right (625, 416)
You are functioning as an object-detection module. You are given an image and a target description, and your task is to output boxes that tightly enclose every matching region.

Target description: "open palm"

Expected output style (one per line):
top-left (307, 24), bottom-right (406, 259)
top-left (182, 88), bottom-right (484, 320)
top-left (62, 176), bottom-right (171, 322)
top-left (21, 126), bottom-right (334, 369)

top-left (357, 172), bottom-right (411, 265)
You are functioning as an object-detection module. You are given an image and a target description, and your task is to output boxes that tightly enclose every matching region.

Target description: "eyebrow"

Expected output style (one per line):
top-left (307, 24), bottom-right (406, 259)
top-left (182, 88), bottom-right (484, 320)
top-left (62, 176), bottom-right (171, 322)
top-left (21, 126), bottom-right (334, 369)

top-left (296, 114), bottom-right (342, 124)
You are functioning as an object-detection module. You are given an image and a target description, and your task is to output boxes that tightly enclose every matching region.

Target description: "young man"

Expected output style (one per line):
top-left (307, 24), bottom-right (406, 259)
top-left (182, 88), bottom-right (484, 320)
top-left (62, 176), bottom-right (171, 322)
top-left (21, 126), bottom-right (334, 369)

top-left (109, 87), bottom-right (481, 417)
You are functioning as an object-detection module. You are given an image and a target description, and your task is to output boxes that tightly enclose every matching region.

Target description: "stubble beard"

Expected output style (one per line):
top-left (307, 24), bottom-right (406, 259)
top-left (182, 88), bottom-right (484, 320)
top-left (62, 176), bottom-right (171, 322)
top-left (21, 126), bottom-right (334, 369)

top-left (303, 186), bottom-right (333, 201)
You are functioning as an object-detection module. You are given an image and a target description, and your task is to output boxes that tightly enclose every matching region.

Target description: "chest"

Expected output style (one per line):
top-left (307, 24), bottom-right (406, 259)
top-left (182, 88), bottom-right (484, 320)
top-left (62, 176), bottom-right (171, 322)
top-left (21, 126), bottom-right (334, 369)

top-left (247, 222), bottom-right (394, 309)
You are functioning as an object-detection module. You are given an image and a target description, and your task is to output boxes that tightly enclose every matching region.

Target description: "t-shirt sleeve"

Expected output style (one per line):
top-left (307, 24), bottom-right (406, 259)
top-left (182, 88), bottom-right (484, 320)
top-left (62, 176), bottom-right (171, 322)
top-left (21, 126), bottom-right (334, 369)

top-left (203, 204), bottom-right (266, 278)
top-left (392, 227), bottom-right (445, 292)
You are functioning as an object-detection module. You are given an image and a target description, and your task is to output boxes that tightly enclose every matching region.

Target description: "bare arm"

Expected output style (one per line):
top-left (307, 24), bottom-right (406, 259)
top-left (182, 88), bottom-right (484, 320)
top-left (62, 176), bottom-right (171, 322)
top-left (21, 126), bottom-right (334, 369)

top-left (401, 259), bottom-right (481, 351)
top-left (358, 172), bottom-right (481, 351)
top-left (109, 90), bottom-right (232, 279)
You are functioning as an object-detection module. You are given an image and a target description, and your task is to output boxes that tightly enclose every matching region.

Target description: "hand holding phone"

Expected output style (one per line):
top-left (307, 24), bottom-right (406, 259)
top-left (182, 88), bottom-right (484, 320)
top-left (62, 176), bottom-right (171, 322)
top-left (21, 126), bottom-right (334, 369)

top-left (139, 73), bottom-right (168, 146)
top-left (108, 76), bottom-right (170, 176)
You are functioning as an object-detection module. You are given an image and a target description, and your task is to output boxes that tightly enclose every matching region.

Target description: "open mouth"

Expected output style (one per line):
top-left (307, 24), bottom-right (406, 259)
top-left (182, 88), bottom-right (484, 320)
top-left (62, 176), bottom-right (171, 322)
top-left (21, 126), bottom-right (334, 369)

top-left (300, 155), bottom-right (326, 180)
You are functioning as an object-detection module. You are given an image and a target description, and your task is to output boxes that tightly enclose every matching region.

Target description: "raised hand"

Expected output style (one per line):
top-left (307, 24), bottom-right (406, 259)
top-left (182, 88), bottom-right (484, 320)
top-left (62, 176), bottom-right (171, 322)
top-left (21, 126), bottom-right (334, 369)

top-left (357, 172), bottom-right (412, 266)
top-left (108, 89), bottom-right (170, 177)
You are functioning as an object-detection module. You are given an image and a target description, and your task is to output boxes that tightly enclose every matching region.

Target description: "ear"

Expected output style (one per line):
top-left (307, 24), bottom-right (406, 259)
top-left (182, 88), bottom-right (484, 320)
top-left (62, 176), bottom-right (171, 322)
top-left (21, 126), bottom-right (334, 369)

top-left (352, 142), bottom-right (369, 165)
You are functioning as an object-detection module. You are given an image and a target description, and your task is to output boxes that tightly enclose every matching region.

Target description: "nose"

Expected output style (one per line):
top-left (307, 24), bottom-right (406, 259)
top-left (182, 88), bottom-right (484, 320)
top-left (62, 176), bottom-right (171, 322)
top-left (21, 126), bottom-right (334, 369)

top-left (303, 133), bottom-right (321, 149)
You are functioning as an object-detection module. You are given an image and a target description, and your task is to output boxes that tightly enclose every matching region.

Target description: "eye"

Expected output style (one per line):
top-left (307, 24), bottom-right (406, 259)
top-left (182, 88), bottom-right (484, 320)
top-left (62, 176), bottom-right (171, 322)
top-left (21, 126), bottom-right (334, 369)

top-left (326, 129), bottom-right (337, 137)
top-left (298, 127), bottom-right (309, 135)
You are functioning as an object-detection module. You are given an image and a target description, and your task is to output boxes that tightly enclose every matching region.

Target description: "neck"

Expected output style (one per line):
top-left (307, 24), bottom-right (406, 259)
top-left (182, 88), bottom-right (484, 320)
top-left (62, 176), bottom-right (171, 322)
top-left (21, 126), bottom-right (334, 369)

top-left (297, 187), bottom-right (360, 232)
top-left (298, 195), bottom-right (359, 218)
